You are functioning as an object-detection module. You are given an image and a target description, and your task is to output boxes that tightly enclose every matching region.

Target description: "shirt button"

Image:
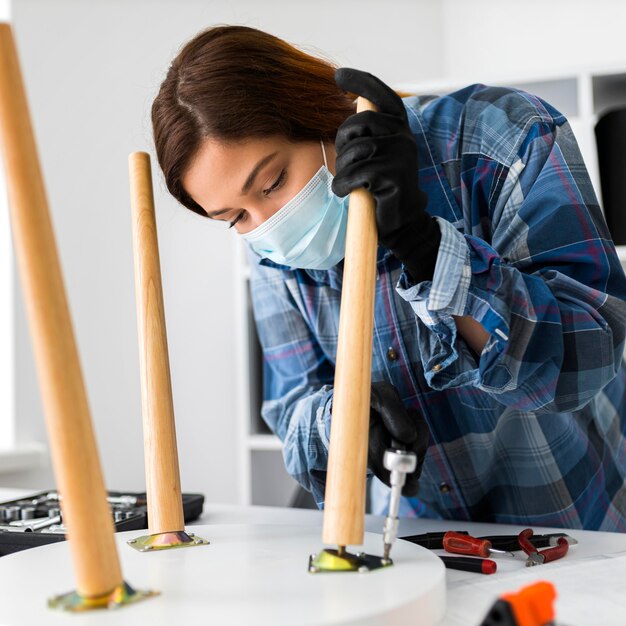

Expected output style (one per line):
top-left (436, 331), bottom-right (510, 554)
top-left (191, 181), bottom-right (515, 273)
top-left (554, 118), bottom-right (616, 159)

top-left (432, 363), bottom-right (442, 373)
top-left (439, 482), bottom-right (451, 494)
top-left (386, 347), bottom-right (398, 362)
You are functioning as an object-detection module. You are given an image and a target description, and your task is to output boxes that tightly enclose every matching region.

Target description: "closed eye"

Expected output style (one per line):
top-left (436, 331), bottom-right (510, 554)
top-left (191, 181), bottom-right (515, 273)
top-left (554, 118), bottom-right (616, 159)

top-left (262, 168), bottom-right (287, 197)
top-left (228, 211), bottom-right (245, 229)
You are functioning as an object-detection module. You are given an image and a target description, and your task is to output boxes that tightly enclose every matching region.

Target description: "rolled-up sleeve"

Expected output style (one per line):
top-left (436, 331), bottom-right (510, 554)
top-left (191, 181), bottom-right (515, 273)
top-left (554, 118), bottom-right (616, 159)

top-left (397, 113), bottom-right (626, 413)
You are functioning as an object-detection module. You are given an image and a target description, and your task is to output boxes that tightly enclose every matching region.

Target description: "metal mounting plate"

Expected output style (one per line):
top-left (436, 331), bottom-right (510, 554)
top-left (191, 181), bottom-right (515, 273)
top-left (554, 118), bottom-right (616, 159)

top-left (127, 530), bottom-right (209, 552)
top-left (308, 548), bottom-right (392, 573)
top-left (48, 581), bottom-right (158, 612)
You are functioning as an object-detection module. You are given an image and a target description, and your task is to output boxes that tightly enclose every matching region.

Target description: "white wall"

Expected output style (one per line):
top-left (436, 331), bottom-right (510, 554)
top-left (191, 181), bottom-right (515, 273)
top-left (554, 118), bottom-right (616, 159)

top-left (0, 0), bottom-right (13, 453)
top-left (0, 150), bottom-right (13, 450)
top-left (3, 0), bottom-right (444, 499)
top-left (442, 0), bottom-right (626, 79)
top-left (6, 0), bottom-right (626, 503)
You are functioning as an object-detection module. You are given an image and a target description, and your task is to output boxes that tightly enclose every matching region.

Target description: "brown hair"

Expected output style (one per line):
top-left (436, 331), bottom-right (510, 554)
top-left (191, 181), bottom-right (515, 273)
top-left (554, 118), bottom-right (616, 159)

top-left (151, 25), bottom-right (355, 216)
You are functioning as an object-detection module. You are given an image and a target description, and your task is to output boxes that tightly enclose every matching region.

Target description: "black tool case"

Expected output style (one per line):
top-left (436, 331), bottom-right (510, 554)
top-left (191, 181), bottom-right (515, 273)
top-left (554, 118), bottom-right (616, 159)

top-left (0, 490), bottom-right (204, 556)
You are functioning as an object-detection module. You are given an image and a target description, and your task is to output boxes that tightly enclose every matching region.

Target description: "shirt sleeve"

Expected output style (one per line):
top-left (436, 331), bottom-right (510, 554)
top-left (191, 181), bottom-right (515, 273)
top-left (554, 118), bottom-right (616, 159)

top-left (248, 256), bottom-right (334, 506)
top-left (397, 107), bottom-right (626, 413)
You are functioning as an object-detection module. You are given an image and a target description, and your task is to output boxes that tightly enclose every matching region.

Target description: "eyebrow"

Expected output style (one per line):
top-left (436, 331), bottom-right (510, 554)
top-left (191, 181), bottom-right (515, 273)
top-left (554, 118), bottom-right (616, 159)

top-left (205, 151), bottom-right (279, 219)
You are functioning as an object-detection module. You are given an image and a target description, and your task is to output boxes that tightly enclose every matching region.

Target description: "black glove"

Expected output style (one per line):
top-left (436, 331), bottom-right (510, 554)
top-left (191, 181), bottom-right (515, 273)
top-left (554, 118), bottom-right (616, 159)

top-left (368, 381), bottom-right (430, 496)
top-left (332, 68), bottom-right (441, 284)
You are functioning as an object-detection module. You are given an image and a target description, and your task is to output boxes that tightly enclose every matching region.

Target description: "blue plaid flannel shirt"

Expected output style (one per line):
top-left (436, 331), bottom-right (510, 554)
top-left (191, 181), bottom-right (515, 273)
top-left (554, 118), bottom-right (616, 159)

top-left (248, 84), bottom-right (626, 531)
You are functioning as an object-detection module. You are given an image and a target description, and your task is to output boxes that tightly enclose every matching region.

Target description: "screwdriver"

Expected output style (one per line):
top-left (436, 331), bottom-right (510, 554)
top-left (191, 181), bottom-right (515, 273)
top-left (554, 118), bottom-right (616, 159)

top-left (382, 441), bottom-right (417, 562)
top-left (440, 556), bottom-right (497, 575)
top-left (400, 530), bottom-right (577, 551)
top-left (443, 531), bottom-right (515, 558)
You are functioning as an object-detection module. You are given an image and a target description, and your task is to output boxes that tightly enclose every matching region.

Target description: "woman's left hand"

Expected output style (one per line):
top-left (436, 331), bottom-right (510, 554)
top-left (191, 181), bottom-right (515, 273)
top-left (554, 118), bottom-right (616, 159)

top-left (332, 68), bottom-right (440, 283)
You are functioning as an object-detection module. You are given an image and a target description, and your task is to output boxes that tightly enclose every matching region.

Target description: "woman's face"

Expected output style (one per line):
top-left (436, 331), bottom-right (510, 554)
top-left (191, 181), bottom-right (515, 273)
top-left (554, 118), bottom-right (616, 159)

top-left (182, 136), bottom-right (336, 233)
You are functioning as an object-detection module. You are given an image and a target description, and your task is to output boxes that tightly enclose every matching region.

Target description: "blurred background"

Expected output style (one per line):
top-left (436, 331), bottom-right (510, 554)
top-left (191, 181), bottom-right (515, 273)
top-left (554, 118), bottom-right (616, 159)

top-left (1, 0), bottom-right (626, 508)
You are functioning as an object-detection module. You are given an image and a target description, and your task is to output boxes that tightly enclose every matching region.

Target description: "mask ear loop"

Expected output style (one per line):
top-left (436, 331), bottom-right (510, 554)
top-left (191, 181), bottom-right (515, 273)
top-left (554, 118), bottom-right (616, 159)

top-left (320, 140), bottom-right (328, 169)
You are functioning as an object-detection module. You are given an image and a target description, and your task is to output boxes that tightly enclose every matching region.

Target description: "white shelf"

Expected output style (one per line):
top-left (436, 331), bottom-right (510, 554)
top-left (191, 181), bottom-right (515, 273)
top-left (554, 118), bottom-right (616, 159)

top-left (0, 442), bottom-right (46, 475)
top-left (247, 434), bottom-right (282, 451)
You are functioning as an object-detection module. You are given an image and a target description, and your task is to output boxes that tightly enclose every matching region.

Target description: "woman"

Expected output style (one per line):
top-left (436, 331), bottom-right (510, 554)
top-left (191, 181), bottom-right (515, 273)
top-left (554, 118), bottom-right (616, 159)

top-left (152, 25), bottom-right (626, 530)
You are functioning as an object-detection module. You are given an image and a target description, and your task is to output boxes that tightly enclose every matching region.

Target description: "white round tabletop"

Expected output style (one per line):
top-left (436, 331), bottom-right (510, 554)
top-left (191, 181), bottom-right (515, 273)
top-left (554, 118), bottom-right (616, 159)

top-left (0, 523), bottom-right (446, 626)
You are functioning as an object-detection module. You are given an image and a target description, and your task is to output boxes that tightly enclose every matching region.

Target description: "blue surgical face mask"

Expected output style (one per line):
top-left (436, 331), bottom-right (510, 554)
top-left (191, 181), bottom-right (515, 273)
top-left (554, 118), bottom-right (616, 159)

top-left (242, 141), bottom-right (349, 270)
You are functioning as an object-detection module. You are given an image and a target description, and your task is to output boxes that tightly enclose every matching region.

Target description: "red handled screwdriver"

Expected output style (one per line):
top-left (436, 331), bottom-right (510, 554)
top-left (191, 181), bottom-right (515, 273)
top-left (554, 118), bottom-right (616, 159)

top-left (443, 531), bottom-right (515, 558)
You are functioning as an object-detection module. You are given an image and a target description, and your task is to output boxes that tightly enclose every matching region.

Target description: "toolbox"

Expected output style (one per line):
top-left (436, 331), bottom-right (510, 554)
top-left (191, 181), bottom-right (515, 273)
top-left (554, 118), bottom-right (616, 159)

top-left (0, 490), bottom-right (205, 556)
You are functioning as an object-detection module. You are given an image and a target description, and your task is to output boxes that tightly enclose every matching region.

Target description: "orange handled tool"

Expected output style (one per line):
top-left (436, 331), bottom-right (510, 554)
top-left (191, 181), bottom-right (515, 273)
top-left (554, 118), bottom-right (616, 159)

top-left (480, 580), bottom-right (557, 626)
top-left (443, 531), bottom-right (514, 558)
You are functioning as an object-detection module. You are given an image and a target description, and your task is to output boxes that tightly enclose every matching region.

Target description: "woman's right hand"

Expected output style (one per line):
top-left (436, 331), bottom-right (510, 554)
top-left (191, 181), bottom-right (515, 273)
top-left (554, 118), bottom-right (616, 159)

top-left (367, 381), bottom-right (430, 496)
